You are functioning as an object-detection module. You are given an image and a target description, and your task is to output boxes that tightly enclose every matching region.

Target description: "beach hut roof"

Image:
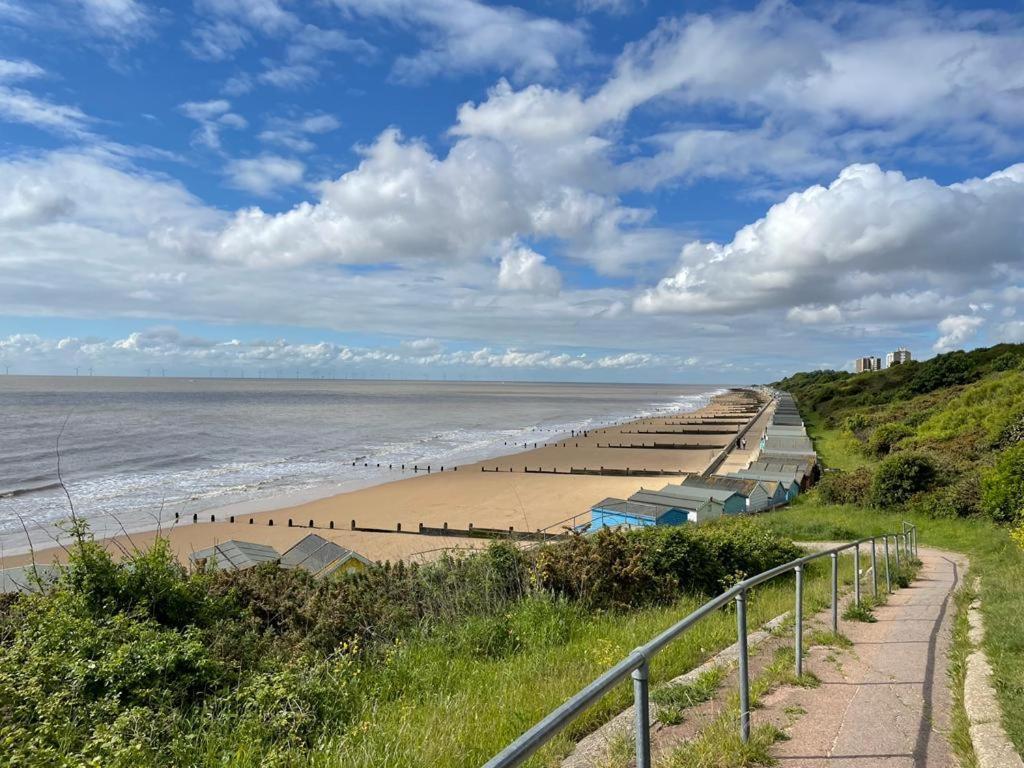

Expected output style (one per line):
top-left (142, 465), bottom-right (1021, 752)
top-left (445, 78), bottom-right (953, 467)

top-left (655, 483), bottom-right (745, 503)
top-left (731, 470), bottom-right (801, 486)
top-left (593, 496), bottom-right (683, 520)
top-left (628, 490), bottom-right (702, 512)
top-left (190, 540), bottom-right (280, 571)
top-left (683, 475), bottom-right (762, 496)
top-left (280, 534), bottom-right (372, 577)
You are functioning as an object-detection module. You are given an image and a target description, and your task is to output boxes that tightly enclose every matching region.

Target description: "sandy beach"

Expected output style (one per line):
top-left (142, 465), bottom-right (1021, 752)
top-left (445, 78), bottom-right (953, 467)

top-left (3, 388), bottom-right (769, 569)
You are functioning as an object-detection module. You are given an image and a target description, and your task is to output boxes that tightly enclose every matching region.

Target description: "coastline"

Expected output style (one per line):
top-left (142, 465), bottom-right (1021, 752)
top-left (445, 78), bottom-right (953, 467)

top-left (1, 387), bottom-right (767, 569)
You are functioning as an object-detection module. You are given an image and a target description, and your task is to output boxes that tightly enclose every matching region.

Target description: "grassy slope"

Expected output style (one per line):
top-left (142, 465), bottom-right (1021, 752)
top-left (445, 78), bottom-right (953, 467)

top-left (303, 557), bottom-right (847, 768)
top-left (762, 416), bottom-right (1024, 752)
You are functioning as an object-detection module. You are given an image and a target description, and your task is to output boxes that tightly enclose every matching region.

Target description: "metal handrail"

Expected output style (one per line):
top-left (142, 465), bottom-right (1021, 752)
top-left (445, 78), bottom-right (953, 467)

top-left (484, 522), bottom-right (919, 768)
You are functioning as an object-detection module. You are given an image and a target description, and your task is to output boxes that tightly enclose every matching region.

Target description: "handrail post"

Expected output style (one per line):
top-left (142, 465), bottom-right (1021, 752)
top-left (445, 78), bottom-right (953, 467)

top-left (632, 660), bottom-right (651, 768)
top-left (854, 543), bottom-right (861, 606)
top-left (884, 535), bottom-right (891, 593)
top-left (795, 564), bottom-right (804, 678)
top-left (894, 532), bottom-right (901, 570)
top-left (870, 538), bottom-right (878, 598)
top-left (736, 590), bottom-right (750, 743)
top-left (830, 552), bottom-right (838, 634)
top-left (913, 526), bottom-right (918, 558)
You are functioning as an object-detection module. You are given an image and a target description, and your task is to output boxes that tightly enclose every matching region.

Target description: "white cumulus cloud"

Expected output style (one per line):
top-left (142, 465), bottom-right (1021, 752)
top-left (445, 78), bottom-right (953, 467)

top-left (497, 244), bottom-right (561, 296)
top-left (934, 314), bottom-right (985, 352)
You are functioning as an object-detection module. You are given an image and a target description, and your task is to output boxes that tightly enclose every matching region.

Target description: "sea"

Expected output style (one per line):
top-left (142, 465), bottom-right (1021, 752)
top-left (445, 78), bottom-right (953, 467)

top-left (0, 377), bottom-right (724, 554)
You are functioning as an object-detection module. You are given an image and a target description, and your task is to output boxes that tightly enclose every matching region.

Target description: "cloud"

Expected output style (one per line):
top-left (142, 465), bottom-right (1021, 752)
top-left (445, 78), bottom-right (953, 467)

top-left (179, 99), bottom-right (248, 150)
top-left (257, 63), bottom-right (318, 88)
top-left (787, 305), bottom-right (843, 325)
top-left (497, 244), bottom-right (561, 295)
top-left (223, 155), bottom-right (305, 196)
top-left (0, 327), bottom-right (696, 376)
top-left (996, 320), bottom-right (1024, 344)
top-left (635, 163), bottom-right (1024, 315)
top-left (0, 86), bottom-right (91, 135)
top-left (401, 337), bottom-right (442, 353)
top-left (0, 58), bottom-right (44, 81)
top-left (186, 20), bottom-right (251, 61)
top-left (193, 0), bottom-right (298, 36)
top-left (0, 57), bottom-right (92, 135)
top-left (934, 314), bottom-right (985, 352)
top-left (75, 0), bottom-right (152, 39)
top-left (259, 113), bottom-right (340, 152)
top-left (577, 0), bottom-right (632, 15)
top-left (327, 0), bottom-right (587, 82)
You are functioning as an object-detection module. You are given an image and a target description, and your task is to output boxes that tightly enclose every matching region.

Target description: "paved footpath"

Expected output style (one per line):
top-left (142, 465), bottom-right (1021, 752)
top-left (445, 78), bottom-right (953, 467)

top-left (768, 547), bottom-right (968, 767)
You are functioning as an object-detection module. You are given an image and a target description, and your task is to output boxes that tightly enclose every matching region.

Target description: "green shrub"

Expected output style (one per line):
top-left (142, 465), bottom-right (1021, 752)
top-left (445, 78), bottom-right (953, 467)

top-left (535, 518), bottom-right (801, 610)
top-left (816, 468), bottom-right (874, 505)
top-left (844, 413), bottom-right (868, 433)
top-left (871, 452), bottom-right (936, 507)
top-left (867, 423), bottom-right (914, 457)
top-left (980, 443), bottom-right (1024, 523)
top-left (927, 473), bottom-right (982, 519)
top-left (995, 404), bottom-right (1024, 448)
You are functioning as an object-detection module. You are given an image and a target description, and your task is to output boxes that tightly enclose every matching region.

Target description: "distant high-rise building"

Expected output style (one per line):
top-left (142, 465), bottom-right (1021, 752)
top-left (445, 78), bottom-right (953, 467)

top-left (855, 356), bottom-right (882, 373)
top-left (886, 347), bottom-right (912, 368)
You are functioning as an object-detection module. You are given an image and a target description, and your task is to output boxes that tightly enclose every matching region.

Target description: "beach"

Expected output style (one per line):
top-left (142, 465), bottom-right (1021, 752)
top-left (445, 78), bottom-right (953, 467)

top-left (2, 387), bottom-right (768, 569)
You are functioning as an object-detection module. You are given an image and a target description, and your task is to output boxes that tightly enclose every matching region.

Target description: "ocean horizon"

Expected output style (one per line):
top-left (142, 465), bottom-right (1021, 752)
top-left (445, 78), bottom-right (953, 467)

top-left (0, 376), bottom-right (727, 553)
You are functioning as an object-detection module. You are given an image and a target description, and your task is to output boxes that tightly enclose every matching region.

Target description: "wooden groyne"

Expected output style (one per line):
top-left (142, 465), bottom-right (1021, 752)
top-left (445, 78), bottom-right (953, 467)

top-left (351, 520), bottom-right (564, 542)
top-left (479, 465), bottom-right (687, 477)
top-left (621, 428), bottom-right (736, 435)
top-left (597, 442), bottom-right (719, 450)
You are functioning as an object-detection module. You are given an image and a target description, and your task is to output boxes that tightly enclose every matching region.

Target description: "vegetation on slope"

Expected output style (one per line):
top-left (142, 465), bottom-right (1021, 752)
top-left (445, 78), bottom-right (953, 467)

top-left (0, 518), bottom-right (803, 767)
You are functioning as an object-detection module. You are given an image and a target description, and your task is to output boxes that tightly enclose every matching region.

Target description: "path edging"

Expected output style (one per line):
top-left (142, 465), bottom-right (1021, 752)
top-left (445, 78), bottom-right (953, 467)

top-left (964, 590), bottom-right (1024, 768)
top-left (560, 611), bottom-right (790, 767)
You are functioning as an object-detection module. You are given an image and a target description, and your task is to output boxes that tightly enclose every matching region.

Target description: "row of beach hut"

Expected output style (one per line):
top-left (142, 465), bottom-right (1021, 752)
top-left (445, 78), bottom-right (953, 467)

top-left (587, 391), bottom-right (817, 531)
top-left (0, 533), bottom-right (374, 594)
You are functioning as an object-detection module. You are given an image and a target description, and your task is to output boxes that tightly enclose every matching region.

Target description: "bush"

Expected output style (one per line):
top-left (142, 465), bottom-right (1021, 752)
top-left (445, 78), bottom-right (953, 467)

top-left (535, 518), bottom-right (801, 610)
top-left (925, 473), bottom-right (982, 519)
top-left (980, 443), bottom-right (1024, 523)
top-left (867, 423), bottom-right (914, 457)
top-left (871, 452), bottom-right (936, 507)
top-left (816, 468), bottom-right (874, 505)
top-left (995, 404), bottom-right (1024, 449)
top-left (844, 413), bottom-right (868, 433)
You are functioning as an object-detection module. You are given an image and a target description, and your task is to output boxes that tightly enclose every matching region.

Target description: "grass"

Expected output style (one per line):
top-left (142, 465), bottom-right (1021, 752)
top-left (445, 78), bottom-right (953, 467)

top-left (804, 411), bottom-right (873, 472)
top-left (751, 646), bottom-right (820, 708)
top-left (660, 646), bottom-right (815, 768)
top-left (807, 630), bottom-right (852, 649)
top-left (653, 666), bottom-right (726, 725)
top-left (841, 600), bottom-right (877, 623)
top-left (295, 556), bottom-right (842, 767)
top-left (662, 717), bottom-right (785, 768)
top-left (948, 583), bottom-right (980, 768)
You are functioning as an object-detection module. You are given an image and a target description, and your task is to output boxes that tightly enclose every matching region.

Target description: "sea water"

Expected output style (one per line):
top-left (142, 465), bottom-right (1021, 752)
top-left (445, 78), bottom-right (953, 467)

top-left (0, 377), bottom-right (724, 553)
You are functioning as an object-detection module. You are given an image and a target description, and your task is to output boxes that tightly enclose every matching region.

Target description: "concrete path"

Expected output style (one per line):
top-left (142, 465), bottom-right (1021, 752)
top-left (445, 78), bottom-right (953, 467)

top-left (767, 547), bottom-right (968, 767)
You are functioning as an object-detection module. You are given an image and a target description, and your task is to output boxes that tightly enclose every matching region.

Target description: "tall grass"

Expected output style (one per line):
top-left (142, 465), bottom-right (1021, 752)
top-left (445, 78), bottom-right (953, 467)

top-left (293, 557), bottom-right (841, 768)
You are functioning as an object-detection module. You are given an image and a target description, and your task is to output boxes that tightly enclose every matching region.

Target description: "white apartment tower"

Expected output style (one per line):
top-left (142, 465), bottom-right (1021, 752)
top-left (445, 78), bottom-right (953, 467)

top-left (886, 347), bottom-right (912, 367)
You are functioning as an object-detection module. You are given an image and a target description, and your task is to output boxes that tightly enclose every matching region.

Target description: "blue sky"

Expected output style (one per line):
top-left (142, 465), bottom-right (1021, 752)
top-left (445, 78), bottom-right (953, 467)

top-left (1, 0), bottom-right (1023, 382)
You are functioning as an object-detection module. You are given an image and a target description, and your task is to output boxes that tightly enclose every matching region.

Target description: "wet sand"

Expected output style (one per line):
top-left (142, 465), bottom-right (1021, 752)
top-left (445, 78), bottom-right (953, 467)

top-left (3, 389), bottom-right (766, 568)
